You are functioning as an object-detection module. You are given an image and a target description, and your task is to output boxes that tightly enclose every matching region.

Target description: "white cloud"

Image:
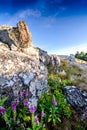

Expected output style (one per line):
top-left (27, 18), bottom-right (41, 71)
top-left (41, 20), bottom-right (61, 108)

top-left (7, 9), bottom-right (41, 26)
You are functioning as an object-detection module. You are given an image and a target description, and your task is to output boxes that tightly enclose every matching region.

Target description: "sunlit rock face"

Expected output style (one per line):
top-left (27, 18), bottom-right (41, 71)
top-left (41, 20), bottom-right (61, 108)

top-left (0, 21), bottom-right (32, 50)
top-left (17, 21), bottom-right (32, 48)
top-left (0, 21), bottom-right (50, 108)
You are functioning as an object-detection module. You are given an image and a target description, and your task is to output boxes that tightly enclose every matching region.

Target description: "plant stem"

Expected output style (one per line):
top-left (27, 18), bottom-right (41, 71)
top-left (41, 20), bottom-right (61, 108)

top-left (32, 114), bottom-right (35, 130)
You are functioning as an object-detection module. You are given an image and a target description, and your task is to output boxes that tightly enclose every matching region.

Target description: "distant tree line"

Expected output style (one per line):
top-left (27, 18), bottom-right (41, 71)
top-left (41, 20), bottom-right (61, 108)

top-left (75, 51), bottom-right (87, 61)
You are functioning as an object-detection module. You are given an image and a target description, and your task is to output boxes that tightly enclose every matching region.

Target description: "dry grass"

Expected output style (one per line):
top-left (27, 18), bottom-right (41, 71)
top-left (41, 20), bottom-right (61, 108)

top-left (60, 59), bottom-right (87, 91)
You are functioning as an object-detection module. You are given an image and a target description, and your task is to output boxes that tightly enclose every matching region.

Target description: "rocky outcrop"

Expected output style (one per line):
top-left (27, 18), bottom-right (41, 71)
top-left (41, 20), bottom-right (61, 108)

top-left (63, 86), bottom-right (87, 111)
top-left (0, 42), bottom-right (49, 108)
top-left (0, 21), bottom-right (50, 108)
top-left (0, 21), bottom-right (32, 50)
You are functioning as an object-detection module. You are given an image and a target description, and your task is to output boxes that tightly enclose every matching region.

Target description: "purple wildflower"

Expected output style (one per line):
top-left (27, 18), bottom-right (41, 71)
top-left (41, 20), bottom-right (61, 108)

top-left (20, 91), bottom-right (23, 97)
top-left (29, 105), bottom-right (35, 114)
top-left (85, 108), bottom-right (87, 119)
top-left (23, 100), bottom-right (28, 107)
top-left (25, 91), bottom-right (28, 97)
top-left (0, 107), bottom-right (6, 115)
top-left (35, 117), bottom-right (39, 125)
top-left (12, 101), bottom-right (17, 111)
top-left (41, 111), bottom-right (45, 117)
top-left (52, 99), bottom-right (57, 106)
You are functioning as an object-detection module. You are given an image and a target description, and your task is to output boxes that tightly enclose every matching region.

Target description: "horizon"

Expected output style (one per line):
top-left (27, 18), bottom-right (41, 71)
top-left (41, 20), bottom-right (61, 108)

top-left (0, 0), bottom-right (87, 55)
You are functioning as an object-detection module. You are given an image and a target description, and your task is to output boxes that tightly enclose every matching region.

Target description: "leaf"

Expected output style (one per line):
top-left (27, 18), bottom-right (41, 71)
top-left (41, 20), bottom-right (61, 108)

top-left (18, 113), bottom-right (24, 120)
top-left (6, 106), bottom-right (12, 118)
top-left (48, 117), bottom-right (52, 122)
top-left (23, 116), bottom-right (30, 122)
top-left (0, 97), bottom-right (8, 106)
top-left (57, 117), bottom-right (61, 122)
top-left (53, 119), bottom-right (56, 125)
top-left (27, 128), bottom-right (32, 130)
top-left (42, 128), bottom-right (46, 130)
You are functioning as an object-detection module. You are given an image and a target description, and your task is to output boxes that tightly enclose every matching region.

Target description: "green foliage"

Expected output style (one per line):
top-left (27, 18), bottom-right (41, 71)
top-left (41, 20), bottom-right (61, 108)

top-left (75, 51), bottom-right (87, 61)
top-left (0, 97), bottom-right (8, 106)
top-left (0, 95), bottom-right (46, 130)
top-left (38, 76), bottom-right (72, 128)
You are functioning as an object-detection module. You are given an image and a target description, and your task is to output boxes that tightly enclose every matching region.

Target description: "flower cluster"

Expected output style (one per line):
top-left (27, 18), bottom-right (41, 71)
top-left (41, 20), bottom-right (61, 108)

top-left (25, 91), bottom-right (28, 97)
top-left (20, 91), bottom-right (23, 97)
top-left (12, 101), bottom-right (18, 111)
top-left (23, 100), bottom-right (28, 107)
top-left (52, 99), bottom-right (57, 106)
top-left (0, 107), bottom-right (6, 115)
top-left (41, 111), bottom-right (45, 117)
top-left (85, 108), bottom-right (87, 119)
top-left (20, 90), bottom-right (29, 98)
top-left (35, 117), bottom-right (39, 125)
top-left (29, 105), bottom-right (35, 114)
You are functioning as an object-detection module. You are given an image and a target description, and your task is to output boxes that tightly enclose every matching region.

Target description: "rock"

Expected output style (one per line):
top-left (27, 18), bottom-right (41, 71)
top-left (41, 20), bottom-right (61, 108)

top-left (63, 86), bottom-right (87, 111)
top-left (0, 21), bottom-right (32, 50)
top-left (68, 54), bottom-right (75, 62)
top-left (38, 47), bottom-right (50, 65)
top-left (0, 21), bottom-right (50, 108)
top-left (49, 54), bottom-right (60, 67)
top-left (56, 67), bottom-right (66, 75)
top-left (0, 48), bottom-right (49, 107)
top-left (17, 21), bottom-right (32, 48)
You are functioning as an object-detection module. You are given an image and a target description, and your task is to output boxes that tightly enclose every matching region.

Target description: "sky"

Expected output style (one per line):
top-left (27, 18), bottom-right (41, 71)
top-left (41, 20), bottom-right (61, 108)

top-left (0, 0), bottom-right (87, 55)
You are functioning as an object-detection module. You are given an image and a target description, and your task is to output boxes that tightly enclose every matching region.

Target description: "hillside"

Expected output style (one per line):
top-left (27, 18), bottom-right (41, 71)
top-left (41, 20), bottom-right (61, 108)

top-left (0, 21), bottom-right (87, 130)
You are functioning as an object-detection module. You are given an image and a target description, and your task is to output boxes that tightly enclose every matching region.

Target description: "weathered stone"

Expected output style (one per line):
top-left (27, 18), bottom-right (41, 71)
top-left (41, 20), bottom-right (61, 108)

top-left (68, 54), bottom-right (75, 62)
top-left (63, 86), bottom-right (87, 111)
top-left (0, 21), bottom-right (50, 108)
top-left (37, 47), bottom-right (50, 65)
top-left (0, 21), bottom-right (32, 50)
top-left (49, 54), bottom-right (60, 67)
top-left (17, 21), bottom-right (32, 48)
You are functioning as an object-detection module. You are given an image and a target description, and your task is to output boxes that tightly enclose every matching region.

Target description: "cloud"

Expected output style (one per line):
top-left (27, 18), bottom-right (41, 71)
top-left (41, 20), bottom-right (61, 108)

top-left (19, 9), bottom-right (41, 18)
top-left (7, 9), bottom-right (41, 26)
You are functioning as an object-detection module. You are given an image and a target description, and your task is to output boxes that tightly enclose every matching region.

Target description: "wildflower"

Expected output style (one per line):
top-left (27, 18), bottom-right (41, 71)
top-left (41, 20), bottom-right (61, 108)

top-left (20, 91), bottom-right (23, 97)
top-left (23, 100), bottom-right (28, 107)
top-left (52, 99), bottom-right (57, 106)
top-left (41, 111), bottom-right (45, 117)
top-left (25, 91), bottom-right (28, 97)
top-left (35, 117), bottom-right (39, 125)
top-left (85, 108), bottom-right (87, 119)
top-left (12, 101), bottom-right (17, 111)
top-left (29, 105), bottom-right (35, 114)
top-left (0, 107), bottom-right (6, 115)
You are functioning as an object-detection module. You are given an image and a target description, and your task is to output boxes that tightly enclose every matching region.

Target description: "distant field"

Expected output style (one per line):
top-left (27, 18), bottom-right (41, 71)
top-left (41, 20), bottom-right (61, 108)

top-left (58, 55), bottom-right (68, 59)
top-left (75, 58), bottom-right (87, 64)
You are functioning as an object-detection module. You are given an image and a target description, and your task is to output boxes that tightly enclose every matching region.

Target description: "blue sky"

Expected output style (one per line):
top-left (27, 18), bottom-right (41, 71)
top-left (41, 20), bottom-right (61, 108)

top-left (0, 0), bottom-right (87, 55)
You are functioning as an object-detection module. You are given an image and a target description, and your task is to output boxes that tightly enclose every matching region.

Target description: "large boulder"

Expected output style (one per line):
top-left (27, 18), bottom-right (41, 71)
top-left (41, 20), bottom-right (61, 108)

top-left (63, 86), bottom-right (87, 111)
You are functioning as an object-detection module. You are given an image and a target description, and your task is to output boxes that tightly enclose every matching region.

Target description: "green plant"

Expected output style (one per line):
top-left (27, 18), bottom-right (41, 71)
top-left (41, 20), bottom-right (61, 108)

top-left (38, 89), bottom-right (72, 128)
